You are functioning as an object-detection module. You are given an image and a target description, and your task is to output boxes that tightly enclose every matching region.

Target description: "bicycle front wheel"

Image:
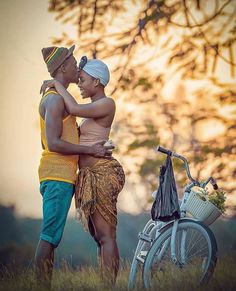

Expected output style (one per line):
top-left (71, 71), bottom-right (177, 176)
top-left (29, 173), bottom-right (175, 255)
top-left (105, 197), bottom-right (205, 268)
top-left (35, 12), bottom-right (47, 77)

top-left (142, 219), bottom-right (217, 289)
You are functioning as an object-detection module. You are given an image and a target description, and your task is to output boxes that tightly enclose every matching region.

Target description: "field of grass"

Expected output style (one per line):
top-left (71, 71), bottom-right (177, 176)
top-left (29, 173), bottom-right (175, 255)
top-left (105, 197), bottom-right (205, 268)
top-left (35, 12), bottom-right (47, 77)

top-left (1, 254), bottom-right (236, 291)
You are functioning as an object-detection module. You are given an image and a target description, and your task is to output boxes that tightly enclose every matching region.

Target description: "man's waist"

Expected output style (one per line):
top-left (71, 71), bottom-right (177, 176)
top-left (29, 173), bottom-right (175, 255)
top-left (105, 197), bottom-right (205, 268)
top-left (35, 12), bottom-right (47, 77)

top-left (41, 151), bottom-right (78, 161)
top-left (38, 157), bottom-right (78, 184)
top-left (42, 149), bottom-right (77, 157)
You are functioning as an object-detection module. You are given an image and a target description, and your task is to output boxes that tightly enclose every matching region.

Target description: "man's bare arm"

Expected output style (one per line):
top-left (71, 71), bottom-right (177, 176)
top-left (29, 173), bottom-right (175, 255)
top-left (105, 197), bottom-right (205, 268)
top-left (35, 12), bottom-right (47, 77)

top-left (45, 95), bottom-right (112, 156)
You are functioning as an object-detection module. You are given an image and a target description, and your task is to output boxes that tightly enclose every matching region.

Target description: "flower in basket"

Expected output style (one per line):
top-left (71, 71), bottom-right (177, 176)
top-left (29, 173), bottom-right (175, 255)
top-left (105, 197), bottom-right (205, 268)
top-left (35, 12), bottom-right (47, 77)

top-left (208, 189), bottom-right (226, 213)
top-left (198, 188), bottom-right (226, 213)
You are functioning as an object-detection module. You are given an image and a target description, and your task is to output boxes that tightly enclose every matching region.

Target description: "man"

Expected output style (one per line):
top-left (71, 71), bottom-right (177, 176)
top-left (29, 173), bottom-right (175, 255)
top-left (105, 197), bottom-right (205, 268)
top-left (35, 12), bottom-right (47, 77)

top-left (35, 45), bottom-right (112, 286)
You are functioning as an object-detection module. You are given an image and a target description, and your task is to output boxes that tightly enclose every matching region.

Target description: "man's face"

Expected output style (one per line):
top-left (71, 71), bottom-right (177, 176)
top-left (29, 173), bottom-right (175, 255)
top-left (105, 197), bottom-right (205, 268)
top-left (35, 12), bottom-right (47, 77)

top-left (64, 55), bottom-right (78, 83)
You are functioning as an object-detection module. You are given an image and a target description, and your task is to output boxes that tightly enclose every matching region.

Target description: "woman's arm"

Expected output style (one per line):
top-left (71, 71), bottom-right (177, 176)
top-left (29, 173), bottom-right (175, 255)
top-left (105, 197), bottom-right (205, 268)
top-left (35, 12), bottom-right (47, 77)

top-left (40, 79), bottom-right (115, 118)
top-left (53, 81), bottom-right (79, 114)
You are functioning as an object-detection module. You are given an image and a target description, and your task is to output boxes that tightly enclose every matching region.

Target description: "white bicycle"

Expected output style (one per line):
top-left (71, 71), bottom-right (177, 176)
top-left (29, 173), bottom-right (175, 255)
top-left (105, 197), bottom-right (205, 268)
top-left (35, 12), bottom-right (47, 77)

top-left (128, 146), bottom-right (221, 289)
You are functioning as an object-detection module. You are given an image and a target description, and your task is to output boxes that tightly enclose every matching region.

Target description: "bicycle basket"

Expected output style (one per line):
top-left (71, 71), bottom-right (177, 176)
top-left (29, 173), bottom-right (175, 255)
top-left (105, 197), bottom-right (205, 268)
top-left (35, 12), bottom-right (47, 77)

top-left (185, 190), bottom-right (222, 225)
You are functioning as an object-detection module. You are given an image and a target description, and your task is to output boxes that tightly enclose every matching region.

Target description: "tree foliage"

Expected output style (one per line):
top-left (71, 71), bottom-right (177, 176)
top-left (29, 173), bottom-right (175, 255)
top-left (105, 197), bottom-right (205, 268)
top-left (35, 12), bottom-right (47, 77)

top-left (48, 0), bottom-right (236, 212)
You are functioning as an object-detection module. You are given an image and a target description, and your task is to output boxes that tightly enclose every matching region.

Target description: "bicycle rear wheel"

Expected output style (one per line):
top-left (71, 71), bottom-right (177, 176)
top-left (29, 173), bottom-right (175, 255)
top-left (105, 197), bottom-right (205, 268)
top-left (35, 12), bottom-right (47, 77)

top-left (142, 219), bottom-right (217, 289)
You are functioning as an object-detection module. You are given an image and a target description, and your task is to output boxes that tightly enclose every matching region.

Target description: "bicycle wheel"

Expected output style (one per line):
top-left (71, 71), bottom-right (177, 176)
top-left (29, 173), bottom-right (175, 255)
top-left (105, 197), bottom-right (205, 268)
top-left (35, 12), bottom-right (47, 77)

top-left (142, 219), bottom-right (217, 289)
top-left (128, 219), bottom-right (157, 290)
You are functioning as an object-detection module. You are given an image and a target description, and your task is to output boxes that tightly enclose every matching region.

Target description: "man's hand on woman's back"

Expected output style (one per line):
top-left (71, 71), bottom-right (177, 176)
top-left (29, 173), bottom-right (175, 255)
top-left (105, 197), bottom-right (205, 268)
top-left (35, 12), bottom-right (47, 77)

top-left (91, 141), bottom-right (114, 158)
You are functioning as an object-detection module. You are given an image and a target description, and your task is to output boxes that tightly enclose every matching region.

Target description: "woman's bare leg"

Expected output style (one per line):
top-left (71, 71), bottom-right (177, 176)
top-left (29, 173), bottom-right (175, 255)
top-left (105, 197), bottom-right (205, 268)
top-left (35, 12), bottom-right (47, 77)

top-left (88, 217), bottom-right (101, 265)
top-left (90, 210), bottom-right (119, 284)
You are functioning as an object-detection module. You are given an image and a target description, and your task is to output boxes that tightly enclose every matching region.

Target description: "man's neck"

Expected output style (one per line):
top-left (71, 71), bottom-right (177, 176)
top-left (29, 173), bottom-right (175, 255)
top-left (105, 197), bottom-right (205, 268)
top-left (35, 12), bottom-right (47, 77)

top-left (54, 76), bottom-right (70, 89)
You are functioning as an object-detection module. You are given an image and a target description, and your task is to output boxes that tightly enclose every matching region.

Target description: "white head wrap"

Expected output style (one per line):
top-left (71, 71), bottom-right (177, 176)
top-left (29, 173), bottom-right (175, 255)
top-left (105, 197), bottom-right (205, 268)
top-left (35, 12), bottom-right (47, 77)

top-left (83, 59), bottom-right (110, 87)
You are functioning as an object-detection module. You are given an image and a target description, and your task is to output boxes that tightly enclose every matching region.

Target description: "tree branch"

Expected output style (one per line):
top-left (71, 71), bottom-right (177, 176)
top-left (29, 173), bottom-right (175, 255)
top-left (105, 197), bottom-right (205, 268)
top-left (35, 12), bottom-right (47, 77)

top-left (90, 0), bottom-right (97, 32)
top-left (169, 0), bottom-right (232, 28)
top-left (188, 8), bottom-right (236, 67)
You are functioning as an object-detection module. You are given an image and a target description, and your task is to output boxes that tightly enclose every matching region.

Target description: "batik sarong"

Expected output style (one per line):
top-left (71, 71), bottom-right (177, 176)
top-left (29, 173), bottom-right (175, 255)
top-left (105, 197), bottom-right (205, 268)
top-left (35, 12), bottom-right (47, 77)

top-left (75, 158), bottom-right (125, 230)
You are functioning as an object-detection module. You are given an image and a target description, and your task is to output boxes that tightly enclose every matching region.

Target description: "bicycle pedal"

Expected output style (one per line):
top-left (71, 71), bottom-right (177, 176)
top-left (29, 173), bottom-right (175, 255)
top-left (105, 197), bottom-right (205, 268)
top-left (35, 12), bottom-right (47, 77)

top-left (138, 232), bottom-right (153, 243)
top-left (136, 251), bottom-right (148, 264)
top-left (136, 250), bottom-right (148, 264)
top-left (136, 256), bottom-right (145, 264)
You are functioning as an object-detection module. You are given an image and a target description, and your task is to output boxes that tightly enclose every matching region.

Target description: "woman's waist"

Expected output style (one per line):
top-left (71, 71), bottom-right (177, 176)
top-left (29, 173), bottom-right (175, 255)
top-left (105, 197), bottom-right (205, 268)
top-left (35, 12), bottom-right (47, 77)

top-left (79, 155), bottom-right (105, 168)
top-left (78, 139), bottom-right (110, 167)
top-left (79, 155), bottom-right (122, 171)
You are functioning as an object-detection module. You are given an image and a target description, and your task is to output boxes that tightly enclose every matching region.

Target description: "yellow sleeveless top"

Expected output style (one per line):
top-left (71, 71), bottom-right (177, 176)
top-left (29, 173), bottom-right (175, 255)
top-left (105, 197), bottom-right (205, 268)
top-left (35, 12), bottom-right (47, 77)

top-left (38, 90), bottom-right (79, 184)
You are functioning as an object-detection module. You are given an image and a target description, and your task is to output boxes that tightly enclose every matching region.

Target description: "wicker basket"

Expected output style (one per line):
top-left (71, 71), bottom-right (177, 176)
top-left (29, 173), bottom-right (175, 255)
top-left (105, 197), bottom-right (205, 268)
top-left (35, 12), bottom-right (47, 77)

top-left (185, 190), bottom-right (222, 225)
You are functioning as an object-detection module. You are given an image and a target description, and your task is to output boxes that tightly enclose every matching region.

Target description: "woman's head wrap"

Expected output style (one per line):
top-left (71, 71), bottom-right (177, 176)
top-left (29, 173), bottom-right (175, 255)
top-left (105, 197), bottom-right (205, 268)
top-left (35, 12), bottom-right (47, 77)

top-left (83, 59), bottom-right (110, 87)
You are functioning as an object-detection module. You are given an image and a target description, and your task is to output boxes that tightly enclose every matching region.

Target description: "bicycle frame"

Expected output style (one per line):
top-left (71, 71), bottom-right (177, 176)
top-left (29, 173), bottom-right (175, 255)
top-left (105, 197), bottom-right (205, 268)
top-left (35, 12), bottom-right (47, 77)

top-left (154, 146), bottom-right (219, 266)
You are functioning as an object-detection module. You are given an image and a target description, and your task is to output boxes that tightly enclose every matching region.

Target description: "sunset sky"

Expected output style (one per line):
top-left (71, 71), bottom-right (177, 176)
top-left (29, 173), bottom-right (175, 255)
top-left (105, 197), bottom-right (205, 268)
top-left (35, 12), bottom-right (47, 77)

top-left (0, 0), bottom-right (235, 218)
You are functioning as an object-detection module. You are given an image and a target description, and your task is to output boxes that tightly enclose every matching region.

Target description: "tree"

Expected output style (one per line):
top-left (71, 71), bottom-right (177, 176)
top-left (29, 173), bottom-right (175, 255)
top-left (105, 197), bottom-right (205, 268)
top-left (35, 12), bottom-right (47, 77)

top-left (48, 0), bottom-right (236, 213)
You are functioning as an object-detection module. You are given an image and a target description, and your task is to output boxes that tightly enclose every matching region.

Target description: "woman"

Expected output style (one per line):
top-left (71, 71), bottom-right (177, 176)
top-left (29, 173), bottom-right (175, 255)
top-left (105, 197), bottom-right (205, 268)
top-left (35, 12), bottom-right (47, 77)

top-left (41, 57), bottom-right (125, 283)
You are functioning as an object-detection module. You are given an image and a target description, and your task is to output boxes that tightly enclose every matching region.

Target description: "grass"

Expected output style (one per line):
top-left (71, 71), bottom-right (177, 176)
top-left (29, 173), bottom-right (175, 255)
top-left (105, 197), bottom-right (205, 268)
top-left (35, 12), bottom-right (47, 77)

top-left (0, 255), bottom-right (236, 291)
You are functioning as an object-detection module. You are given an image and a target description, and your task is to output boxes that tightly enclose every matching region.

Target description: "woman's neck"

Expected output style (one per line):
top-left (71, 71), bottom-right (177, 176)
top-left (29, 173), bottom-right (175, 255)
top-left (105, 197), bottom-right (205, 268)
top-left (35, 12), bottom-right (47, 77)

top-left (90, 89), bottom-right (106, 102)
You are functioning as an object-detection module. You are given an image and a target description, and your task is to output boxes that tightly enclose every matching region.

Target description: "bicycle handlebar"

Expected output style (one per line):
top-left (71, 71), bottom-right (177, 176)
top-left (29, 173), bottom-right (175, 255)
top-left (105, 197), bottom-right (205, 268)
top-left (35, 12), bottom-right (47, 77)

top-left (156, 146), bottom-right (219, 190)
top-left (157, 146), bottom-right (173, 156)
top-left (210, 177), bottom-right (219, 190)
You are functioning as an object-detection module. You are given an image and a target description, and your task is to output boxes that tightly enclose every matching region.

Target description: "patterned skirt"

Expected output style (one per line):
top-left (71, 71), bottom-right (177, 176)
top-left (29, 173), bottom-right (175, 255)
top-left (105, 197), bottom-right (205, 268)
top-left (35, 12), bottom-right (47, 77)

top-left (75, 158), bottom-right (125, 230)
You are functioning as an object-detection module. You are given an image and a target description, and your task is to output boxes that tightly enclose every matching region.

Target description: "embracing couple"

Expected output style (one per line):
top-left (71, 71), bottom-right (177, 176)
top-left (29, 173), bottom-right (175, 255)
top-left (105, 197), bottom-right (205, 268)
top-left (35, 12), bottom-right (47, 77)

top-left (35, 45), bottom-right (125, 287)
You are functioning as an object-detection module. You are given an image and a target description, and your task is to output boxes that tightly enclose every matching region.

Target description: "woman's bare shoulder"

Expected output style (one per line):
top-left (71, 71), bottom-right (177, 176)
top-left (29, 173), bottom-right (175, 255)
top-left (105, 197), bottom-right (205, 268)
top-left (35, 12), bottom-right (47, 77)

top-left (100, 97), bottom-right (115, 107)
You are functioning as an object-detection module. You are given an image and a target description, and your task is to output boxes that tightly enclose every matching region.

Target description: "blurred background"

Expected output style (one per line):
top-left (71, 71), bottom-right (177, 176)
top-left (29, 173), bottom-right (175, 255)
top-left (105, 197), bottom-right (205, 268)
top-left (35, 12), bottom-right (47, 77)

top-left (0, 0), bottom-right (236, 269)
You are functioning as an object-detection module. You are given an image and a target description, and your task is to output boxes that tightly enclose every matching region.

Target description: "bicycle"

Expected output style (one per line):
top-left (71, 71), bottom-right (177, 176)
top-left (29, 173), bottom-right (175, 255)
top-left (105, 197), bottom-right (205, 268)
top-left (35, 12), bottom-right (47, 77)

top-left (128, 146), bottom-right (222, 290)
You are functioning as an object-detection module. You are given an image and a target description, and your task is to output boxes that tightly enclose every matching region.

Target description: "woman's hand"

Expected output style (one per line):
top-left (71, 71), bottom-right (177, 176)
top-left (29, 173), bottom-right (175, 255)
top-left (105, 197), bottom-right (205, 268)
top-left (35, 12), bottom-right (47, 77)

top-left (40, 79), bottom-right (58, 95)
